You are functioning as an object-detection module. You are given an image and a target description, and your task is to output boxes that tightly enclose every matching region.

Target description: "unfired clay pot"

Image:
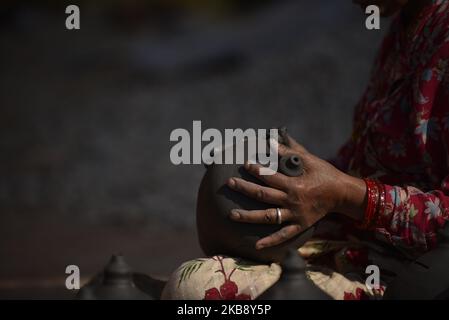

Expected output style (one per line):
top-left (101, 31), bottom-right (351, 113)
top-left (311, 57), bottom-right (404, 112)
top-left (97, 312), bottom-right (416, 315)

top-left (196, 128), bottom-right (315, 263)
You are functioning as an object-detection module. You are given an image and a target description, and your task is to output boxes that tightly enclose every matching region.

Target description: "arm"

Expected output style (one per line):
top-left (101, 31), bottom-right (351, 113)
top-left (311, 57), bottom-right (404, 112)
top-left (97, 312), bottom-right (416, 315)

top-left (226, 134), bottom-right (449, 252)
top-left (338, 174), bottom-right (449, 252)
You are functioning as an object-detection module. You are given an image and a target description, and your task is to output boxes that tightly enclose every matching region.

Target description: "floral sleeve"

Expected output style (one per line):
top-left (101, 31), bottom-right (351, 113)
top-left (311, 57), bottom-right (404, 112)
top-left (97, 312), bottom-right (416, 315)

top-left (373, 181), bottom-right (449, 252)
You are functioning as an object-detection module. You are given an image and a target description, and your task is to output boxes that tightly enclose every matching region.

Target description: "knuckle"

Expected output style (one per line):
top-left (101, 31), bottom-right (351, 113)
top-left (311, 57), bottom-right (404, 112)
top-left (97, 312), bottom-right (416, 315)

top-left (264, 211), bottom-right (272, 223)
top-left (287, 183), bottom-right (305, 202)
top-left (279, 229), bottom-right (289, 240)
top-left (294, 182), bottom-right (305, 192)
top-left (256, 188), bottom-right (265, 200)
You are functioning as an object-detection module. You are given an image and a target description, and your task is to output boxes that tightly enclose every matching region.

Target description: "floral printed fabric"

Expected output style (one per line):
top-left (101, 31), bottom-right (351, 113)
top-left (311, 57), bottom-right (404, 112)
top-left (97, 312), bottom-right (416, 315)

top-left (161, 256), bottom-right (281, 300)
top-left (161, 247), bottom-right (385, 300)
top-left (298, 238), bottom-right (386, 300)
top-left (335, 0), bottom-right (449, 254)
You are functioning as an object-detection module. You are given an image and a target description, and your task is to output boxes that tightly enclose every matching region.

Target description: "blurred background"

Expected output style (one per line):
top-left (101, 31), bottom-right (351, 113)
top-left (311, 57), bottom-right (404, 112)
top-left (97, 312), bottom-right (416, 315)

top-left (0, 0), bottom-right (385, 298)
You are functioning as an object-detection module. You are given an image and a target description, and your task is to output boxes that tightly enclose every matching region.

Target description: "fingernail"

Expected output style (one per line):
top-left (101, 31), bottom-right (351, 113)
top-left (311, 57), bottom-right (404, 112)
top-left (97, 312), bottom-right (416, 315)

top-left (256, 243), bottom-right (265, 250)
top-left (230, 210), bottom-right (241, 220)
top-left (227, 178), bottom-right (236, 188)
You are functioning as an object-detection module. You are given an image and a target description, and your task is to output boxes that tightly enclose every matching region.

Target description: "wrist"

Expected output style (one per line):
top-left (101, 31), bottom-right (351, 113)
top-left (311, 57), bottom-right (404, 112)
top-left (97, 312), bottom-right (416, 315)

top-left (334, 174), bottom-right (367, 221)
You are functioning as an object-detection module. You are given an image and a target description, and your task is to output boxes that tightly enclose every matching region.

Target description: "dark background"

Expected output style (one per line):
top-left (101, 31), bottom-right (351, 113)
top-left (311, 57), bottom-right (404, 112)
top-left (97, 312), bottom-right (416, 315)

top-left (0, 0), bottom-right (385, 298)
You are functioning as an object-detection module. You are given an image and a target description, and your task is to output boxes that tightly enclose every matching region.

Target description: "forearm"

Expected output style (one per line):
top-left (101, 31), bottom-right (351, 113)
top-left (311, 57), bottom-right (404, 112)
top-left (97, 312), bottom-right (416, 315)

top-left (334, 174), bottom-right (449, 251)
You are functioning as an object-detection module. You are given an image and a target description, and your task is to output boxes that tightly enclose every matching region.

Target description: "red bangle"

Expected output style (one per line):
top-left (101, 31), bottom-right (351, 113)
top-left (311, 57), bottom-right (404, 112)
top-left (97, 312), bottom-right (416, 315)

top-left (358, 179), bottom-right (379, 230)
top-left (374, 181), bottom-right (386, 227)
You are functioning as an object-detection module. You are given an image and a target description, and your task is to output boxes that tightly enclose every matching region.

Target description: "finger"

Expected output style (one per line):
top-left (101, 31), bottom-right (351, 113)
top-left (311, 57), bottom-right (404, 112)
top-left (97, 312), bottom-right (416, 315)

top-left (268, 137), bottom-right (293, 156)
top-left (230, 208), bottom-right (293, 224)
top-left (256, 224), bottom-right (303, 249)
top-left (270, 136), bottom-right (305, 159)
top-left (244, 162), bottom-right (289, 189)
top-left (269, 138), bottom-right (293, 157)
top-left (227, 177), bottom-right (287, 205)
top-left (283, 133), bottom-right (308, 154)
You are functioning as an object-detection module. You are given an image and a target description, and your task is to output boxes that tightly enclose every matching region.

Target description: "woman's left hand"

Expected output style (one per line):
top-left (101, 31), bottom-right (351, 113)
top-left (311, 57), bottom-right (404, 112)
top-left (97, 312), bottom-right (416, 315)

top-left (226, 134), bottom-right (367, 250)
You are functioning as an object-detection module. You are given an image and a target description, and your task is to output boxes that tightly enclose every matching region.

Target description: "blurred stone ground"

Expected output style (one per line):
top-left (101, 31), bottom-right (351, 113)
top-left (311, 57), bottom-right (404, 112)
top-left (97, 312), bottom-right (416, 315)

top-left (0, 0), bottom-right (385, 298)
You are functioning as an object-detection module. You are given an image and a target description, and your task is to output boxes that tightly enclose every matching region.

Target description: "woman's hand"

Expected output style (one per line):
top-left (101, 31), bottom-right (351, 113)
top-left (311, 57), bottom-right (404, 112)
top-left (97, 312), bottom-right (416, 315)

top-left (226, 134), bottom-right (367, 250)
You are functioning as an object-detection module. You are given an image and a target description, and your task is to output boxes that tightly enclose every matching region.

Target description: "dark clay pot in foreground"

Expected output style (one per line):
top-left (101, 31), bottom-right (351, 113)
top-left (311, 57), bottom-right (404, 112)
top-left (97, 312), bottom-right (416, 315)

top-left (76, 254), bottom-right (159, 300)
top-left (196, 129), bottom-right (315, 263)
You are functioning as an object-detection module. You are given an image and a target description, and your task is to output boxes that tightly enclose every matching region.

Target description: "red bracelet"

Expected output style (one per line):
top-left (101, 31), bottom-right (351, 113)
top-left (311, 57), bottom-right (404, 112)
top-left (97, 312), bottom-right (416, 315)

top-left (358, 179), bottom-right (380, 230)
top-left (374, 181), bottom-right (386, 227)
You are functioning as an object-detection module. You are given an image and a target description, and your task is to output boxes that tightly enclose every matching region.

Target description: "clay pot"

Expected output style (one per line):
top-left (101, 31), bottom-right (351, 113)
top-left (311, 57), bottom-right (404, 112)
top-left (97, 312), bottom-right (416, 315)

top-left (76, 254), bottom-right (155, 300)
top-left (196, 128), bottom-right (315, 263)
top-left (258, 249), bottom-right (330, 299)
